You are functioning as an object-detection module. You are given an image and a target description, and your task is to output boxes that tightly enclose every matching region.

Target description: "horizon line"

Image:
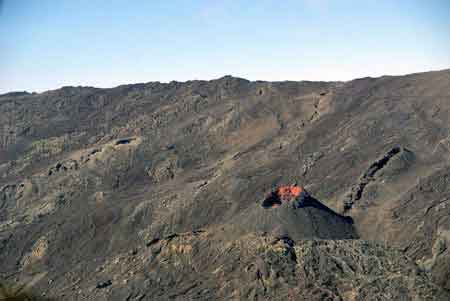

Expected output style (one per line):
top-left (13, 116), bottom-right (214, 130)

top-left (1, 67), bottom-right (449, 96)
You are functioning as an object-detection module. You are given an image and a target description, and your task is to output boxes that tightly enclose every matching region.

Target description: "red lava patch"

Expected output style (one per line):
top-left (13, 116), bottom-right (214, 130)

top-left (262, 184), bottom-right (305, 208)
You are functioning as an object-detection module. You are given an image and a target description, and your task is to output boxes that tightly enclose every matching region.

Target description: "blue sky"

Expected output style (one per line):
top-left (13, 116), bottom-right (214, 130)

top-left (1, 0), bottom-right (450, 93)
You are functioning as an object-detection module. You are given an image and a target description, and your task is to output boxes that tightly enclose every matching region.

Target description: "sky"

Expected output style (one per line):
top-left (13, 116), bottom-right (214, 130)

top-left (1, 0), bottom-right (450, 93)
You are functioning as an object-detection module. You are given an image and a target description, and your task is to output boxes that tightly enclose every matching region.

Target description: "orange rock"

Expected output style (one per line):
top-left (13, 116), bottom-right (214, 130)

top-left (276, 185), bottom-right (303, 200)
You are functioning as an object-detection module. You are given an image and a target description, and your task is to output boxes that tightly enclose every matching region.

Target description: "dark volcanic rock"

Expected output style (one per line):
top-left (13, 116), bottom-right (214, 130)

top-left (229, 192), bottom-right (357, 240)
top-left (1, 70), bottom-right (450, 299)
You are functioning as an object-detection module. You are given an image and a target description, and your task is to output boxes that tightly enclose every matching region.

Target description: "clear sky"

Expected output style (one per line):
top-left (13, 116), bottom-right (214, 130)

top-left (1, 0), bottom-right (450, 93)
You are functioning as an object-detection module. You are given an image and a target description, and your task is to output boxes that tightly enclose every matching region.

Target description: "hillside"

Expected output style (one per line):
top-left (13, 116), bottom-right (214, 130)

top-left (1, 70), bottom-right (450, 300)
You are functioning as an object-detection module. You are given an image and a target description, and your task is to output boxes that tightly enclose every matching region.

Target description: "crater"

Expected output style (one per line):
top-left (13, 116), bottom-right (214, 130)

top-left (261, 184), bottom-right (305, 209)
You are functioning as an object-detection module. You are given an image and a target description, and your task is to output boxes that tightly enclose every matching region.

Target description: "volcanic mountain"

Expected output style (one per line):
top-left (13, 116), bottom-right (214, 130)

top-left (1, 69), bottom-right (450, 300)
top-left (228, 185), bottom-right (356, 240)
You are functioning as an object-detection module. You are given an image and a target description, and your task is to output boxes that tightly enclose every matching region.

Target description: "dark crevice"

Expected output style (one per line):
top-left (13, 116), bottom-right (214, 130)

top-left (146, 230), bottom-right (204, 247)
top-left (146, 238), bottom-right (160, 247)
top-left (96, 280), bottom-right (112, 289)
top-left (90, 148), bottom-right (101, 155)
top-left (363, 146), bottom-right (401, 179)
top-left (343, 146), bottom-right (402, 213)
top-left (116, 138), bottom-right (134, 145)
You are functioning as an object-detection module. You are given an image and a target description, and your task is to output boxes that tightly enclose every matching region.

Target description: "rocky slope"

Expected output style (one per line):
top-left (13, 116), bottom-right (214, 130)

top-left (1, 70), bottom-right (450, 299)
